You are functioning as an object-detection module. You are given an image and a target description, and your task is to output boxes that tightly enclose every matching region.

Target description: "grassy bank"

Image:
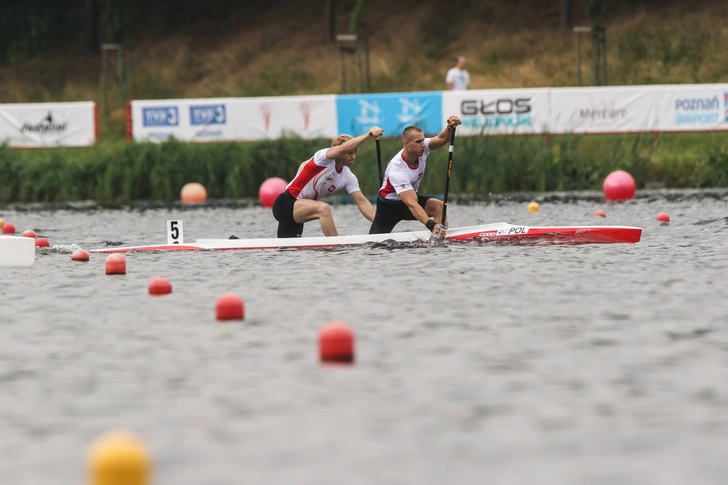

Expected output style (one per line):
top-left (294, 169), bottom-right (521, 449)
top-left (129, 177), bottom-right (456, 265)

top-left (2, 132), bottom-right (727, 204)
top-left (2, 0), bottom-right (727, 104)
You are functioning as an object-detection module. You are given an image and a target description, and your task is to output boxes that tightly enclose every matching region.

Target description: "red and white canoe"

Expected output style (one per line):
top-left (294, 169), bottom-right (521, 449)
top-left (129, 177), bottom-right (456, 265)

top-left (89, 222), bottom-right (641, 253)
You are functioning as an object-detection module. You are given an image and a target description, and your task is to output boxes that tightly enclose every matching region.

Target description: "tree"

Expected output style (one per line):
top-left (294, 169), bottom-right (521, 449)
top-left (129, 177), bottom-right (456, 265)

top-left (583, 0), bottom-right (609, 27)
top-left (87, 0), bottom-right (100, 54)
top-left (561, 0), bottom-right (573, 33)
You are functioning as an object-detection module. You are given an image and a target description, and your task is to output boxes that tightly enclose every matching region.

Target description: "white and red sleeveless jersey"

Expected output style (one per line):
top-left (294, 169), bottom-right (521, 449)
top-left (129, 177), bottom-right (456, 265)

top-left (379, 138), bottom-right (432, 201)
top-left (286, 149), bottom-right (361, 200)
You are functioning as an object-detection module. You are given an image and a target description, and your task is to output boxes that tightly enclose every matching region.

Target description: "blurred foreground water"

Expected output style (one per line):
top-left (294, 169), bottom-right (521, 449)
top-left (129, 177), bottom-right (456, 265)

top-left (0, 190), bottom-right (727, 485)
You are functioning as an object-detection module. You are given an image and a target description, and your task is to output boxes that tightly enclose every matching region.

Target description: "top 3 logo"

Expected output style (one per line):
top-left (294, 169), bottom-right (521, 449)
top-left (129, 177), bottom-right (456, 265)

top-left (190, 105), bottom-right (226, 126)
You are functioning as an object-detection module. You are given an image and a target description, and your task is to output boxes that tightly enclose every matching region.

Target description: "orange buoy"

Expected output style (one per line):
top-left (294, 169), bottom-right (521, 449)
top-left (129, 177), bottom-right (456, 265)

top-left (72, 249), bottom-right (90, 262)
top-left (35, 237), bottom-right (49, 247)
top-left (22, 229), bottom-right (37, 238)
top-left (148, 277), bottom-right (172, 295)
top-left (216, 293), bottom-right (244, 320)
top-left (258, 177), bottom-right (287, 208)
top-left (2, 223), bottom-right (15, 234)
top-left (180, 182), bottom-right (207, 203)
top-left (656, 212), bottom-right (670, 222)
top-left (603, 170), bottom-right (636, 201)
top-left (105, 254), bottom-right (127, 275)
top-left (594, 210), bottom-right (606, 218)
top-left (319, 321), bottom-right (355, 363)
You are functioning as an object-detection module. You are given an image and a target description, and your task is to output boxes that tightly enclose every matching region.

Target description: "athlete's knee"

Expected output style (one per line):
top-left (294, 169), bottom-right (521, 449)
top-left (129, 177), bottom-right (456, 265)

top-left (425, 199), bottom-right (443, 215)
top-left (317, 203), bottom-right (333, 219)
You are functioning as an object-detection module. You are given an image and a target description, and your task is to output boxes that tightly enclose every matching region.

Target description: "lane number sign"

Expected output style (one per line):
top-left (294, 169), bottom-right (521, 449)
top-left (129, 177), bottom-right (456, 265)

top-left (167, 220), bottom-right (184, 245)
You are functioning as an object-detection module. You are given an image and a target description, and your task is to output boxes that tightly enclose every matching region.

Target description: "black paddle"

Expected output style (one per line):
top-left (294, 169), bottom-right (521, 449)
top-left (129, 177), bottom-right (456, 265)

top-left (376, 138), bottom-right (383, 187)
top-left (441, 126), bottom-right (456, 230)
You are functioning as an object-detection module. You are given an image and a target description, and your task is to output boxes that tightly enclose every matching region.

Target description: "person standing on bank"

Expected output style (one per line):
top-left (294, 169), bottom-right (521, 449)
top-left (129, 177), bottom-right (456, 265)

top-left (272, 126), bottom-right (384, 238)
top-left (446, 56), bottom-right (470, 90)
top-left (369, 116), bottom-right (462, 235)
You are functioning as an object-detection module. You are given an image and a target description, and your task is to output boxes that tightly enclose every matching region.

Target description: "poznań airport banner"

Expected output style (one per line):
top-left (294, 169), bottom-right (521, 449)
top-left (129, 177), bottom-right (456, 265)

top-left (0, 102), bottom-right (97, 148)
top-left (657, 84), bottom-right (728, 132)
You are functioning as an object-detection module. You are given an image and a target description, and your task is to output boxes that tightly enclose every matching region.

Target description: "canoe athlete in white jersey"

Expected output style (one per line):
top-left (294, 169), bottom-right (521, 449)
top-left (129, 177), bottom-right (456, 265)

top-left (272, 126), bottom-right (384, 238)
top-left (369, 115), bottom-right (462, 235)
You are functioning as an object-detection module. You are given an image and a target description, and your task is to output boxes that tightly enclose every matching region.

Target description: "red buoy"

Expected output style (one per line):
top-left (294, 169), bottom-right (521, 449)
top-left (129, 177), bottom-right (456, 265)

top-left (22, 229), bottom-right (37, 238)
top-left (603, 170), bottom-right (636, 201)
top-left (71, 249), bottom-right (90, 262)
top-left (148, 277), bottom-right (172, 295)
top-left (319, 321), bottom-right (355, 363)
top-left (656, 212), bottom-right (670, 222)
top-left (594, 210), bottom-right (606, 218)
top-left (35, 237), bottom-right (49, 247)
top-left (258, 177), bottom-right (288, 208)
top-left (2, 223), bottom-right (15, 235)
top-left (105, 254), bottom-right (127, 275)
top-left (216, 293), bottom-right (244, 320)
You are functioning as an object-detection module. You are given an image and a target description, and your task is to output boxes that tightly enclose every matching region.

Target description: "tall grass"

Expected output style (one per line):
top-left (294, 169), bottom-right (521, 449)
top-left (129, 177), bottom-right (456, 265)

top-left (2, 132), bottom-right (727, 204)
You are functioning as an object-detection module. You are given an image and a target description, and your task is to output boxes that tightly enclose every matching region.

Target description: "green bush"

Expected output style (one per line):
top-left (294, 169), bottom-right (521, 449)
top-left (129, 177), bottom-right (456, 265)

top-left (0, 131), bottom-right (727, 204)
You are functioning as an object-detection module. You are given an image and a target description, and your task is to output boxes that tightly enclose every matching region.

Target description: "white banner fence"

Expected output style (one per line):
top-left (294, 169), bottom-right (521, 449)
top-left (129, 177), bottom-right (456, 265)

top-left (0, 102), bottom-right (97, 148)
top-left (7, 84), bottom-right (723, 147)
top-left (129, 96), bottom-right (338, 143)
top-left (129, 84), bottom-right (728, 143)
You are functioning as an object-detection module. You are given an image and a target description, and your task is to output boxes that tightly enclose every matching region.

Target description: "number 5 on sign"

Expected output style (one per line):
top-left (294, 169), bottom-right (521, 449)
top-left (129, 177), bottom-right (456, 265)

top-left (167, 220), bottom-right (184, 245)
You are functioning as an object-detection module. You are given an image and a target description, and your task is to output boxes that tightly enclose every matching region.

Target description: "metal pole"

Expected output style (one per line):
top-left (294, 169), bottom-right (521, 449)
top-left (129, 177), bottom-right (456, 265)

top-left (339, 48), bottom-right (346, 93)
top-left (575, 31), bottom-right (581, 86)
top-left (364, 35), bottom-right (371, 92)
top-left (591, 28), bottom-right (599, 86)
top-left (117, 46), bottom-right (125, 108)
top-left (573, 27), bottom-right (590, 87)
top-left (128, 49), bottom-right (135, 100)
top-left (355, 38), bottom-right (362, 93)
top-left (601, 27), bottom-right (608, 86)
top-left (101, 47), bottom-right (109, 115)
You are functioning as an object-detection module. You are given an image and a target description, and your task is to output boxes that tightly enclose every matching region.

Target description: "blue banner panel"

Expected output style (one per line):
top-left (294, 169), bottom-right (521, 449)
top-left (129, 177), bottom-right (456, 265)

top-left (336, 91), bottom-right (443, 138)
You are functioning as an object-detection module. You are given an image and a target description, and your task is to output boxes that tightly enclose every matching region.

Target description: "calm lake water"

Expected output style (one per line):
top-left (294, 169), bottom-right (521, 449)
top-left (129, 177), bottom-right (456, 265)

top-left (1, 190), bottom-right (727, 485)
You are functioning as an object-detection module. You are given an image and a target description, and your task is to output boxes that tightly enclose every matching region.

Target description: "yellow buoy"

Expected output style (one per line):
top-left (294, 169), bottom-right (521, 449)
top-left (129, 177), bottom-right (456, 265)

top-left (0, 217), bottom-right (4, 229)
top-left (88, 431), bottom-right (151, 485)
top-left (527, 201), bottom-right (540, 213)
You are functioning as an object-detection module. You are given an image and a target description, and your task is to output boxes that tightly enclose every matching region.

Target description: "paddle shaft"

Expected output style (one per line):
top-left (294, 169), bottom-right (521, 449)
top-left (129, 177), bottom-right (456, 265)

top-left (441, 127), bottom-right (456, 226)
top-left (376, 139), bottom-right (383, 187)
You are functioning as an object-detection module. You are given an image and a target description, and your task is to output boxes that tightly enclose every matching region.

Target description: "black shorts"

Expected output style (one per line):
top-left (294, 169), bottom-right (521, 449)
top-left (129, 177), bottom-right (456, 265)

top-left (272, 191), bottom-right (304, 238)
top-left (369, 194), bottom-right (434, 234)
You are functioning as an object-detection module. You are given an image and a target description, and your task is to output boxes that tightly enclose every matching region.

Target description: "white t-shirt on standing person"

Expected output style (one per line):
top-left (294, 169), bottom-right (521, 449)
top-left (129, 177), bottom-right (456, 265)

top-left (446, 67), bottom-right (470, 90)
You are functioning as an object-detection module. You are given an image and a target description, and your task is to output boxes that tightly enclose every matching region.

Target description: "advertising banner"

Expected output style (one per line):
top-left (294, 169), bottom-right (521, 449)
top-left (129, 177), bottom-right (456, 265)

top-left (0, 102), bottom-right (97, 148)
top-left (131, 96), bottom-right (338, 143)
top-left (549, 86), bottom-right (660, 134)
top-left (657, 84), bottom-right (728, 132)
top-left (229, 95), bottom-right (338, 140)
top-left (132, 98), bottom-right (235, 143)
top-left (336, 91), bottom-right (442, 137)
top-left (442, 88), bottom-right (550, 135)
